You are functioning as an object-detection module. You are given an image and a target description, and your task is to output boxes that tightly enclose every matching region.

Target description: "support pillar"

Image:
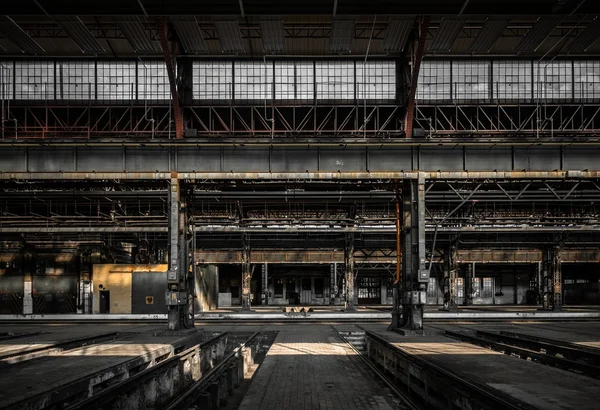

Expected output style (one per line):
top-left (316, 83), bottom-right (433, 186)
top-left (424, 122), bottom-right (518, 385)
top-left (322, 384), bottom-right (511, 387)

top-left (22, 253), bottom-right (33, 315)
top-left (442, 243), bottom-right (458, 311)
top-left (241, 234), bottom-right (252, 311)
top-left (541, 245), bottom-right (563, 311)
top-left (553, 246), bottom-right (562, 311)
top-left (344, 234), bottom-right (355, 311)
top-left (330, 263), bottom-right (336, 305)
top-left (391, 174), bottom-right (428, 331)
top-left (166, 178), bottom-right (194, 330)
top-left (261, 263), bottom-right (268, 306)
top-left (464, 262), bottom-right (474, 306)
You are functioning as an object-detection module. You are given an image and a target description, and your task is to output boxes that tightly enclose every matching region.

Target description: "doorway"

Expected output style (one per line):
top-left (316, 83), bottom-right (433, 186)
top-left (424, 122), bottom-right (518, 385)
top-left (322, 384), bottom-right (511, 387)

top-left (99, 290), bottom-right (110, 314)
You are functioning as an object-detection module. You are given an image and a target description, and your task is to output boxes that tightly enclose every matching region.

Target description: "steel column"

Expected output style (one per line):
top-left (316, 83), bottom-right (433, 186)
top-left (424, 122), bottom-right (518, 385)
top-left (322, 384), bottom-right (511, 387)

top-left (553, 246), bottom-right (562, 311)
top-left (241, 233), bottom-right (252, 311)
top-left (404, 17), bottom-right (430, 138)
top-left (464, 262), bottom-right (474, 306)
top-left (166, 178), bottom-right (193, 330)
top-left (157, 18), bottom-right (184, 139)
top-left (390, 180), bottom-right (402, 329)
top-left (399, 175), bottom-right (427, 329)
top-left (344, 233), bottom-right (355, 311)
top-left (442, 243), bottom-right (458, 311)
top-left (261, 263), bottom-right (268, 306)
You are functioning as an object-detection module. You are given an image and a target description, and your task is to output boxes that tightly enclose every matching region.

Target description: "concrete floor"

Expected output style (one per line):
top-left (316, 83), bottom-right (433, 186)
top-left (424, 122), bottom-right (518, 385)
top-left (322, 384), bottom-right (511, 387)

top-left (1, 320), bottom-right (600, 409)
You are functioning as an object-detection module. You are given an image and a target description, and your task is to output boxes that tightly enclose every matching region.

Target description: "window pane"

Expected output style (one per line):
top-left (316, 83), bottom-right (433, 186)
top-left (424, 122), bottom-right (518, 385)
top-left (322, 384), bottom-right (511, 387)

top-left (15, 61), bottom-right (55, 100)
top-left (574, 60), bottom-right (600, 101)
top-left (356, 61), bottom-right (396, 100)
top-left (534, 60), bottom-right (572, 100)
top-left (234, 61), bottom-right (273, 100)
top-left (452, 61), bottom-right (490, 100)
top-left (193, 61), bottom-right (233, 100)
top-left (96, 61), bottom-right (136, 100)
top-left (493, 60), bottom-right (532, 101)
top-left (315, 61), bottom-right (354, 100)
top-left (138, 61), bottom-right (170, 100)
top-left (56, 61), bottom-right (95, 100)
top-left (0, 63), bottom-right (14, 99)
top-left (417, 60), bottom-right (451, 101)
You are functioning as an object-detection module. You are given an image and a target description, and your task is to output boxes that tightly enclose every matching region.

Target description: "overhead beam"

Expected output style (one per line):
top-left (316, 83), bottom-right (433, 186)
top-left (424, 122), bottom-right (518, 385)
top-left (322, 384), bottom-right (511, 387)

top-left (157, 18), bottom-right (184, 139)
top-left (1, 143), bottom-right (599, 176)
top-left (404, 17), bottom-right (430, 138)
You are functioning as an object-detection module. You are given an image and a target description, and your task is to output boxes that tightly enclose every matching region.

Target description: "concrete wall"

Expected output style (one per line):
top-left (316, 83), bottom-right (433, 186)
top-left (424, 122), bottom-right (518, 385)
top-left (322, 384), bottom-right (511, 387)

top-left (92, 264), bottom-right (167, 314)
top-left (196, 264), bottom-right (218, 311)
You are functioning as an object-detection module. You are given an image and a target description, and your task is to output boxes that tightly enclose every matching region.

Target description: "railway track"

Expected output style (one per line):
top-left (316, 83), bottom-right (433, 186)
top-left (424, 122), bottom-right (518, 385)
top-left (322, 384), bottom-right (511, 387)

top-left (330, 326), bottom-right (421, 410)
top-left (0, 331), bottom-right (121, 365)
top-left (353, 328), bottom-right (537, 410)
top-left (446, 329), bottom-right (600, 379)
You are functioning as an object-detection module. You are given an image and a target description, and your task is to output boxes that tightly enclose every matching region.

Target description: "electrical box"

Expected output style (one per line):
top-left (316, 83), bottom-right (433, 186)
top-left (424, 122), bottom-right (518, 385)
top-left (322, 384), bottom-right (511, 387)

top-left (166, 291), bottom-right (187, 306)
top-left (167, 269), bottom-right (178, 283)
top-left (418, 269), bottom-right (430, 283)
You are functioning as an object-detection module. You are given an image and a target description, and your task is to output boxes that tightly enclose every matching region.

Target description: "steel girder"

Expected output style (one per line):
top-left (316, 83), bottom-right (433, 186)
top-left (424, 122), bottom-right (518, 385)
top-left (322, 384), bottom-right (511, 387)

top-left (1, 143), bottom-right (600, 176)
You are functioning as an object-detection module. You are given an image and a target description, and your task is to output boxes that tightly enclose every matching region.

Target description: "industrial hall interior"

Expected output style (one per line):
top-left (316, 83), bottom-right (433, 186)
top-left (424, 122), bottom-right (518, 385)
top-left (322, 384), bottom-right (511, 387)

top-left (1, 0), bottom-right (600, 409)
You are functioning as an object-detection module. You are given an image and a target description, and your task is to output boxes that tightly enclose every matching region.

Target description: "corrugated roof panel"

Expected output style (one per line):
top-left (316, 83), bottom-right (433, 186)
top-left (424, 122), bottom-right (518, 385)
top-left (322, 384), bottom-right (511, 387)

top-left (514, 15), bottom-right (562, 53)
top-left (170, 16), bottom-right (207, 54)
top-left (382, 17), bottom-right (414, 53)
top-left (214, 19), bottom-right (245, 54)
top-left (567, 17), bottom-right (600, 52)
top-left (0, 16), bottom-right (45, 54)
top-left (329, 18), bottom-right (355, 53)
top-left (54, 15), bottom-right (105, 54)
top-left (115, 16), bottom-right (157, 53)
top-left (429, 18), bottom-right (465, 52)
top-left (468, 19), bottom-right (509, 53)
top-left (260, 18), bottom-right (285, 54)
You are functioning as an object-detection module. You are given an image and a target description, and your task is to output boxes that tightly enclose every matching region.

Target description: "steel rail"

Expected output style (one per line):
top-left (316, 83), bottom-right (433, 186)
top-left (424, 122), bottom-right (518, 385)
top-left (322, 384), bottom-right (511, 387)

top-left (163, 328), bottom-right (264, 410)
top-left (365, 330), bottom-right (536, 410)
top-left (330, 326), bottom-right (420, 410)
top-left (64, 332), bottom-right (227, 410)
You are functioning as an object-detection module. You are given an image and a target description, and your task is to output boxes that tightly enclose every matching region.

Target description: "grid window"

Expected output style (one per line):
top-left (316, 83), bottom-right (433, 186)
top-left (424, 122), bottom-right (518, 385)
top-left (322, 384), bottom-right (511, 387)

top-left (417, 60), bottom-right (451, 101)
top-left (274, 61), bottom-right (295, 99)
top-left (138, 61), bottom-right (170, 100)
top-left (574, 60), bottom-right (600, 100)
top-left (356, 61), bottom-right (395, 100)
top-left (296, 62), bottom-right (314, 99)
top-left (457, 277), bottom-right (464, 298)
top-left (453, 61), bottom-right (490, 100)
top-left (0, 63), bottom-right (13, 99)
top-left (482, 277), bottom-right (493, 298)
top-left (534, 60), bottom-right (573, 100)
top-left (15, 61), bottom-right (55, 100)
top-left (315, 61), bottom-right (354, 100)
top-left (96, 62), bottom-right (136, 100)
top-left (56, 61), bottom-right (95, 100)
top-left (493, 61), bottom-right (532, 101)
top-left (472, 277), bottom-right (481, 298)
top-left (234, 61), bottom-right (273, 100)
top-left (193, 61), bottom-right (233, 100)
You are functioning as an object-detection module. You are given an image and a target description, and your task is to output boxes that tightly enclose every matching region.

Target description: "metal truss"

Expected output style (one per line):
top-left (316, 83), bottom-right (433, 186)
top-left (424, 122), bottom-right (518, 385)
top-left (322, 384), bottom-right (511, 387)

top-left (1, 104), bottom-right (402, 139)
top-left (2, 105), bottom-right (174, 139)
top-left (186, 104), bottom-right (402, 138)
top-left (414, 104), bottom-right (600, 137)
top-left (425, 179), bottom-right (600, 228)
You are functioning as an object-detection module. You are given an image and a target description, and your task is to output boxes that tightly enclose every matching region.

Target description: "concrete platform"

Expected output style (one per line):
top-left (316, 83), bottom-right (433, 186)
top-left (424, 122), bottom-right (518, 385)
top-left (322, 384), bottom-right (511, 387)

top-left (2, 306), bottom-right (600, 321)
top-left (238, 324), bottom-right (397, 410)
top-left (0, 326), bottom-right (204, 410)
top-left (366, 323), bottom-right (600, 410)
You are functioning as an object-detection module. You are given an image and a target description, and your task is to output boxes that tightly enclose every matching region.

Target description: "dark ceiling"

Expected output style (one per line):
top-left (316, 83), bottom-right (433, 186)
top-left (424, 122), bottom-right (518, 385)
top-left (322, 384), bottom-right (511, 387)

top-left (2, 0), bottom-right (599, 15)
